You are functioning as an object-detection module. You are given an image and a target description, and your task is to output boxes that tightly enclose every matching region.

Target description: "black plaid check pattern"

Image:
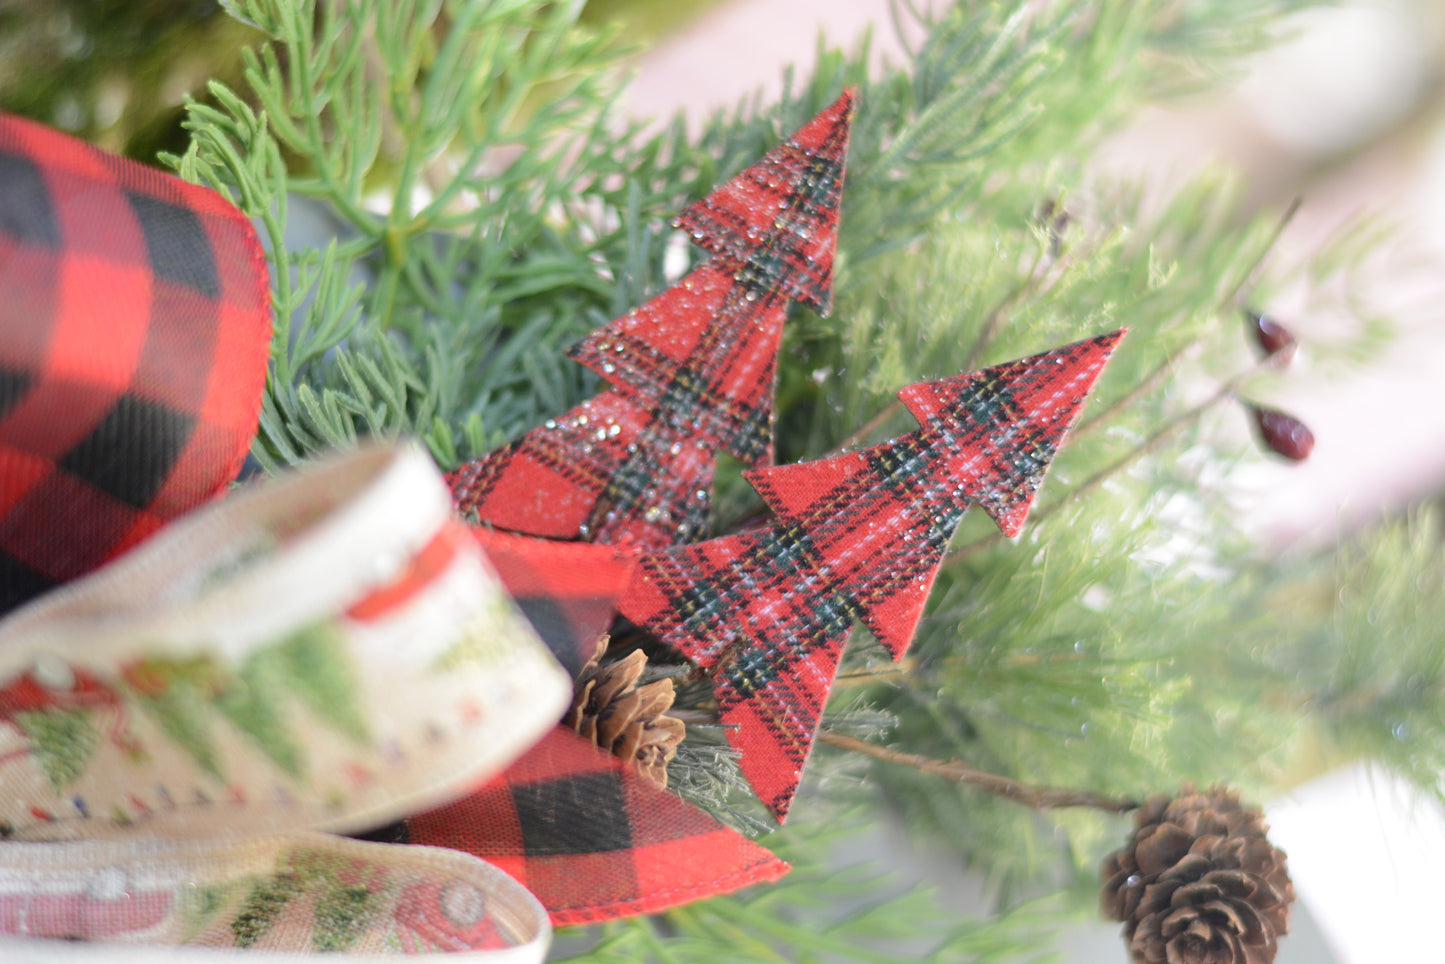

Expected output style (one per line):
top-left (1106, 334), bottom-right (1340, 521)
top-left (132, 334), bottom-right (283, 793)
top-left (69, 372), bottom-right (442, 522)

top-left (0, 111), bottom-right (270, 613)
top-left (406, 728), bottom-right (789, 925)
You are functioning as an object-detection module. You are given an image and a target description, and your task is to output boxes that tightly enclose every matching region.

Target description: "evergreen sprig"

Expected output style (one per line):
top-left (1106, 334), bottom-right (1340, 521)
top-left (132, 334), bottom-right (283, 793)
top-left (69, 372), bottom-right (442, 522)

top-left (552, 810), bottom-right (1066, 964)
top-left (1258, 509), bottom-right (1445, 798)
top-left (174, 0), bottom-right (627, 469)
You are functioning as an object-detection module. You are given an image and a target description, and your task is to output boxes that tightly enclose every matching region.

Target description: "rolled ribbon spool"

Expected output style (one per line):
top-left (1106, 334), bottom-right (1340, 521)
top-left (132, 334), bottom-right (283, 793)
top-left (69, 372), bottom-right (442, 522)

top-left (0, 443), bottom-right (571, 842)
top-left (0, 444), bottom-right (567, 960)
top-left (0, 832), bottom-right (550, 961)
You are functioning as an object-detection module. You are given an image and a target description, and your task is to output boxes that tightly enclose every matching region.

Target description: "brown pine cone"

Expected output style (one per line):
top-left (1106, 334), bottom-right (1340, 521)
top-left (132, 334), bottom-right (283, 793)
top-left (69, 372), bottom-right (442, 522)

top-left (565, 638), bottom-right (685, 788)
top-left (1100, 785), bottom-right (1294, 964)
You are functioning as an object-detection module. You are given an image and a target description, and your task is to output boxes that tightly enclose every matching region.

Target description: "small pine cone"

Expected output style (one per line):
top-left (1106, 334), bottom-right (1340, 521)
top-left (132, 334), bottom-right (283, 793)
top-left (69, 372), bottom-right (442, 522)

top-left (1100, 786), bottom-right (1294, 964)
top-left (565, 639), bottom-right (685, 788)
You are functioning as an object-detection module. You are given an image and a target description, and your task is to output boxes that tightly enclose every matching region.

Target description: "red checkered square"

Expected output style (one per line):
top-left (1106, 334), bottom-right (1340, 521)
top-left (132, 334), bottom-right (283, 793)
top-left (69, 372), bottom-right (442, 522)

top-left (470, 528), bottom-right (635, 675)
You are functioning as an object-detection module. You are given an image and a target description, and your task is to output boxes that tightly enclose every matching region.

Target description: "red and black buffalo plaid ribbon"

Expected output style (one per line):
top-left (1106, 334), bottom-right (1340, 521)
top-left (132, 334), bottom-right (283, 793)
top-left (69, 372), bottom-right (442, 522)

top-left (619, 332), bottom-right (1125, 820)
top-left (0, 112), bottom-right (270, 613)
top-left (397, 527), bottom-right (785, 923)
top-left (406, 726), bottom-right (789, 926)
top-left (470, 526), bottom-right (635, 676)
top-left (447, 90), bottom-right (855, 548)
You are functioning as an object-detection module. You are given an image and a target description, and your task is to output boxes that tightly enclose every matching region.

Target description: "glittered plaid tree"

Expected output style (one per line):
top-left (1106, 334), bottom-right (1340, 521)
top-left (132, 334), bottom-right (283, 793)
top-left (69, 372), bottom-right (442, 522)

top-left (620, 331), bottom-right (1124, 820)
top-left (446, 90), bottom-right (855, 549)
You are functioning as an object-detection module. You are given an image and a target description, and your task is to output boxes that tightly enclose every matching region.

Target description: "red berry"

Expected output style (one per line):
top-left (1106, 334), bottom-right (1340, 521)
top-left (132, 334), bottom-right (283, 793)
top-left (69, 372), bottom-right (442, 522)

top-left (1250, 405), bottom-right (1314, 461)
top-left (1243, 310), bottom-right (1298, 365)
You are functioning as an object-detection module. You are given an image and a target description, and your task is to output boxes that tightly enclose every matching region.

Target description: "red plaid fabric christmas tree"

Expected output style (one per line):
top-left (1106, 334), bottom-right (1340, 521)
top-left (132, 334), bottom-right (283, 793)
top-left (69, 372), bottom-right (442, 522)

top-left (447, 90), bottom-right (855, 548)
top-left (415, 94), bottom-right (862, 924)
top-left (619, 331), bottom-right (1125, 820)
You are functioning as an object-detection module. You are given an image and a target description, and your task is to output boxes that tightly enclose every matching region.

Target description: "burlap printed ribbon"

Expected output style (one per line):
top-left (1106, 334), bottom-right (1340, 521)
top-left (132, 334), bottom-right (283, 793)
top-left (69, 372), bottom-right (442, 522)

top-left (0, 444), bottom-right (571, 843)
top-left (0, 444), bottom-right (569, 960)
top-left (0, 833), bottom-right (550, 961)
top-left (0, 117), bottom-right (563, 960)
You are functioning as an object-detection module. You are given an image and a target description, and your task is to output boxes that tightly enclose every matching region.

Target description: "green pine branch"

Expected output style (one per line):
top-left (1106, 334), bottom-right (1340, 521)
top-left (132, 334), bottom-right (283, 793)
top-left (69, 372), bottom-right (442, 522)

top-left (172, 0), bottom-right (1337, 474)
top-left (553, 810), bottom-right (1068, 964)
top-left (1250, 509), bottom-right (1445, 797)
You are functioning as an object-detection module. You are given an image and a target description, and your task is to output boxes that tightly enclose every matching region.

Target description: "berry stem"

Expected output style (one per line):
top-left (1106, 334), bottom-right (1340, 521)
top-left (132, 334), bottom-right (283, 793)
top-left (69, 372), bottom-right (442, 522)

top-left (817, 729), bottom-right (1140, 812)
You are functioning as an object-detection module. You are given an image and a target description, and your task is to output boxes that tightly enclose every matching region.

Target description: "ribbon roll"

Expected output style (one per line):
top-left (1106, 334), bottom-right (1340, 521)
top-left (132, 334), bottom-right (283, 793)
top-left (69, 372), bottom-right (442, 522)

top-left (0, 832), bottom-right (549, 962)
top-left (0, 110), bottom-right (271, 614)
top-left (0, 444), bottom-right (569, 959)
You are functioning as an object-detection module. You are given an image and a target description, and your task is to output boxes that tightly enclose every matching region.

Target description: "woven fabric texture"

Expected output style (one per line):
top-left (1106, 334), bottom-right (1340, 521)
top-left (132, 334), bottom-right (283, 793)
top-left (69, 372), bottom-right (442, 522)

top-left (406, 727), bottom-right (789, 927)
top-left (672, 90), bottom-right (853, 315)
top-left (619, 332), bottom-right (1125, 820)
top-left (447, 90), bottom-right (855, 548)
top-left (0, 832), bottom-right (551, 960)
top-left (0, 112), bottom-right (271, 614)
top-left (0, 445), bottom-right (571, 844)
top-left (470, 527), bottom-right (634, 676)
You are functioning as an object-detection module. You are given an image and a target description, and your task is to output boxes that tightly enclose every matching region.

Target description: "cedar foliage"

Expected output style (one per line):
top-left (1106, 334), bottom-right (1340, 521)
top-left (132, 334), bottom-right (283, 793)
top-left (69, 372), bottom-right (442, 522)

top-left (115, 0), bottom-right (1436, 957)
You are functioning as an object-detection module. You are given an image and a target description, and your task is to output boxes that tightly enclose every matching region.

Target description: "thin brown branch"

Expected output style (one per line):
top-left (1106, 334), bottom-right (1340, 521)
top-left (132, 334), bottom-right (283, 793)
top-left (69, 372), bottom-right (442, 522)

top-left (832, 657), bottom-right (917, 687)
top-left (670, 709), bottom-right (731, 726)
top-left (818, 729), bottom-right (1140, 813)
top-left (1225, 196), bottom-right (1302, 309)
top-left (830, 398), bottom-right (905, 456)
top-left (1072, 340), bottom-right (1201, 441)
top-left (960, 244), bottom-right (1048, 372)
top-left (1041, 378), bottom-right (1235, 506)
